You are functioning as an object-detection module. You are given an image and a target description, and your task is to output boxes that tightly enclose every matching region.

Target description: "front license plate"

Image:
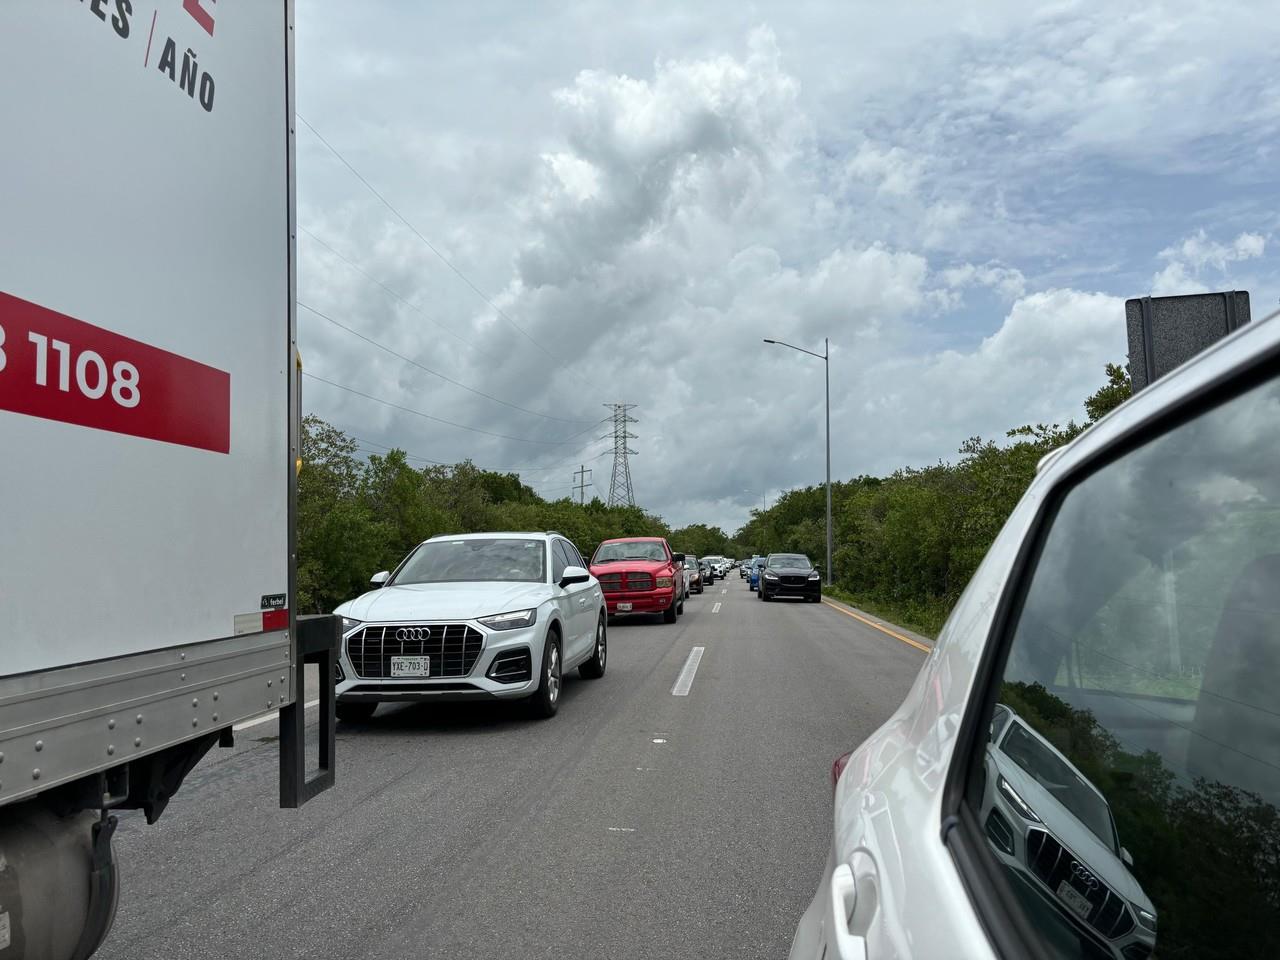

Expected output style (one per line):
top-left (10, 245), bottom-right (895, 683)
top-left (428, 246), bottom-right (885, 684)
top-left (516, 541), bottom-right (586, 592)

top-left (391, 656), bottom-right (429, 677)
top-left (616, 602), bottom-right (633, 612)
top-left (1056, 881), bottom-right (1093, 920)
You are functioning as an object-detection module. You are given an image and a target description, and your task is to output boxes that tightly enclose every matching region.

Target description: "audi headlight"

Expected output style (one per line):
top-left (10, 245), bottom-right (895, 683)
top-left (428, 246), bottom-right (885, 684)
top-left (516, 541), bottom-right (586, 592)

top-left (1137, 910), bottom-right (1157, 932)
top-left (656, 576), bottom-right (673, 588)
top-left (478, 608), bottom-right (537, 631)
top-left (997, 775), bottom-right (1040, 822)
top-left (341, 617), bottom-right (363, 635)
top-left (764, 572), bottom-right (779, 580)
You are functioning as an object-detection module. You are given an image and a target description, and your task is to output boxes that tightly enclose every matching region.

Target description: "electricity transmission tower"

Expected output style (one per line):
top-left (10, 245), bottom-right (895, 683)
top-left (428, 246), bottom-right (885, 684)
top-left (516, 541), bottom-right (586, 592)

top-left (604, 403), bottom-right (637, 507)
top-left (572, 465), bottom-right (593, 505)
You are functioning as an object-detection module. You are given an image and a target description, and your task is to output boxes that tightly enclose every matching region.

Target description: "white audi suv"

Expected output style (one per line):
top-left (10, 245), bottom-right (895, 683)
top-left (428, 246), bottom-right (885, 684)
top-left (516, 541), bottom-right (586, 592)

top-left (333, 532), bottom-right (606, 721)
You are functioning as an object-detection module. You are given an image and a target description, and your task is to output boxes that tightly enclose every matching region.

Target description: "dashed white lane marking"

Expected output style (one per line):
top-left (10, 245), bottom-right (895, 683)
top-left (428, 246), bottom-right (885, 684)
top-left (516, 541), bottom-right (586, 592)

top-left (671, 646), bottom-right (706, 696)
top-left (651, 738), bottom-right (667, 744)
top-left (607, 827), bottom-right (637, 833)
top-left (234, 698), bottom-right (320, 731)
top-left (711, 601), bottom-right (722, 613)
top-left (721, 588), bottom-right (727, 594)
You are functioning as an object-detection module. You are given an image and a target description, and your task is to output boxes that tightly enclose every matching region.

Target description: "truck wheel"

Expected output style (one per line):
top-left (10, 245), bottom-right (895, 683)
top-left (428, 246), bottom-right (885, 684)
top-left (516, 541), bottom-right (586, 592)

top-left (336, 702), bottom-right (377, 723)
top-left (529, 634), bottom-right (562, 718)
top-left (579, 614), bottom-right (607, 679)
top-left (677, 590), bottom-right (685, 615)
top-left (663, 594), bottom-right (678, 623)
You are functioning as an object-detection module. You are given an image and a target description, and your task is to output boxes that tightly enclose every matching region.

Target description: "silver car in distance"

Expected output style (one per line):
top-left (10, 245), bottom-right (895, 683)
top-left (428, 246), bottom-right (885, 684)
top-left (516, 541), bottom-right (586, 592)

top-left (333, 532), bottom-right (607, 722)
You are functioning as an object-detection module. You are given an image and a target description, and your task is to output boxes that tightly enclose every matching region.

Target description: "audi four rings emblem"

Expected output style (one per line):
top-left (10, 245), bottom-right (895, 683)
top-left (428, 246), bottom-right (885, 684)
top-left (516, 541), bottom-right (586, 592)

top-left (1070, 861), bottom-right (1099, 890)
top-left (396, 626), bottom-right (431, 641)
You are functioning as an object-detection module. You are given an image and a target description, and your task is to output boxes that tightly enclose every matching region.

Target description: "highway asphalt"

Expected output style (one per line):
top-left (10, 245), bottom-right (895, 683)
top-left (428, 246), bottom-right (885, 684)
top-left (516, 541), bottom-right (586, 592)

top-left (95, 578), bottom-right (929, 960)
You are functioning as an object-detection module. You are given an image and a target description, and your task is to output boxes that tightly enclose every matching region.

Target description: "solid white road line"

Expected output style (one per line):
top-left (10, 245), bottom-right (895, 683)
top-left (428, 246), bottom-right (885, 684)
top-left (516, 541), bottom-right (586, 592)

top-left (233, 698), bottom-right (321, 731)
top-left (711, 602), bottom-right (722, 613)
top-left (671, 646), bottom-right (706, 696)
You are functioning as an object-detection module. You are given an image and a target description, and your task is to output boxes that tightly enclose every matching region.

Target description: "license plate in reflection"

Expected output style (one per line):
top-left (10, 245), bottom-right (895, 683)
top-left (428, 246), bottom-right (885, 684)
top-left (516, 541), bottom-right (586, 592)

top-left (616, 602), bottom-right (633, 612)
top-left (1056, 881), bottom-right (1092, 920)
top-left (391, 656), bottom-right (429, 677)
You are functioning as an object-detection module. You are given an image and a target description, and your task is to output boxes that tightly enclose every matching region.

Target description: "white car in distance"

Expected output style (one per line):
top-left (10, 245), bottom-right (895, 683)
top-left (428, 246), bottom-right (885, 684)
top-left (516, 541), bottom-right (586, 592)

top-left (333, 532), bottom-right (607, 721)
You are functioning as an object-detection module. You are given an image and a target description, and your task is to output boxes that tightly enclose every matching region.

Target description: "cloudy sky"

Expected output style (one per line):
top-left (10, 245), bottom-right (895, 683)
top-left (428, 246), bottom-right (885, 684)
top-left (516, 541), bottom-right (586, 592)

top-left (294, 0), bottom-right (1279, 532)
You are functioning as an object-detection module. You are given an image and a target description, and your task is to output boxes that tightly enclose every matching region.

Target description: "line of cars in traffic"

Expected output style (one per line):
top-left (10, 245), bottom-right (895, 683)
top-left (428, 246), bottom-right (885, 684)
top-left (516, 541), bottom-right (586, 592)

top-left (330, 534), bottom-right (737, 723)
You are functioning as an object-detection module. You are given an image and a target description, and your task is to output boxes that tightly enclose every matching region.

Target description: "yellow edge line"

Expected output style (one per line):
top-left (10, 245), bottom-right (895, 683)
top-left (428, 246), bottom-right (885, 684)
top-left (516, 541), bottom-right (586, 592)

top-left (821, 600), bottom-right (932, 653)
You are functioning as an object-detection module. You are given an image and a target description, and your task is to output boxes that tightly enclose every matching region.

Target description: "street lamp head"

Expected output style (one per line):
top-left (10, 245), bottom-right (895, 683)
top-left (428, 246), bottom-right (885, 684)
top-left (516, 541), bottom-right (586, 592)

top-left (762, 338), bottom-right (775, 344)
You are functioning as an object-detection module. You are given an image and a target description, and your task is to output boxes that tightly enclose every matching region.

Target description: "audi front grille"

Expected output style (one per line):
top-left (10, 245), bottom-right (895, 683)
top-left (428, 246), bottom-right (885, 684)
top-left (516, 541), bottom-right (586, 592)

top-left (1025, 829), bottom-right (1135, 939)
top-left (347, 624), bottom-right (484, 679)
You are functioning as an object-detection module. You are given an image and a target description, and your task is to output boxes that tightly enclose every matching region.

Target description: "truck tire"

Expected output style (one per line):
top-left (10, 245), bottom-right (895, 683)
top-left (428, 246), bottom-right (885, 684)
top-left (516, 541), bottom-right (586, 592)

top-left (336, 702), bottom-right (377, 723)
top-left (579, 614), bottom-right (607, 679)
top-left (663, 594), bottom-right (678, 623)
top-left (677, 590), bottom-right (685, 615)
top-left (528, 634), bottom-right (562, 718)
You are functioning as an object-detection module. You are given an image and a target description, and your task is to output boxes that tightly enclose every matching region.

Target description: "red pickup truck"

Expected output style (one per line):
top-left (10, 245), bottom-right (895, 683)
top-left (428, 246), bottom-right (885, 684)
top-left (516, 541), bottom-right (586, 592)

top-left (589, 537), bottom-right (686, 623)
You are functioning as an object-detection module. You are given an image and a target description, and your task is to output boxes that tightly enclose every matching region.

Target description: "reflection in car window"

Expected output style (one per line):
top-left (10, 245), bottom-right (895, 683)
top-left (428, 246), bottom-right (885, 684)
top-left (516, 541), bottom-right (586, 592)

top-left (768, 554), bottom-right (811, 567)
top-left (593, 541), bottom-right (667, 562)
top-left (392, 538), bottom-right (546, 584)
top-left (968, 377), bottom-right (1280, 959)
top-left (551, 541), bottom-right (570, 582)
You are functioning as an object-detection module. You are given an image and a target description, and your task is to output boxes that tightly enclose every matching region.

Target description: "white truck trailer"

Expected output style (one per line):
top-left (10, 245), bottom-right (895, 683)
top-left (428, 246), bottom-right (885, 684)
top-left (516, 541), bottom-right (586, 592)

top-left (0, 4), bottom-right (337, 957)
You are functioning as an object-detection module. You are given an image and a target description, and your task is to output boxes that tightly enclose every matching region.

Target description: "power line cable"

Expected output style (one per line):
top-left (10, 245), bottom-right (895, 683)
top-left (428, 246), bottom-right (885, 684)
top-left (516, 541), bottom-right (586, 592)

top-left (297, 113), bottom-right (559, 363)
top-left (301, 227), bottom-right (498, 361)
top-left (298, 299), bottom-right (593, 424)
top-left (304, 372), bottom-right (581, 445)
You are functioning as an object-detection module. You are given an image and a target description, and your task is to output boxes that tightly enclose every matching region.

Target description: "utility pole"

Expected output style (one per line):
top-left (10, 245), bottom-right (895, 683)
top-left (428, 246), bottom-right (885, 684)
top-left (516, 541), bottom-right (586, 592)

top-left (763, 337), bottom-right (833, 586)
top-left (604, 403), bottom-right (638, 507)
top-left (572, 464), bottom-right (593, 505)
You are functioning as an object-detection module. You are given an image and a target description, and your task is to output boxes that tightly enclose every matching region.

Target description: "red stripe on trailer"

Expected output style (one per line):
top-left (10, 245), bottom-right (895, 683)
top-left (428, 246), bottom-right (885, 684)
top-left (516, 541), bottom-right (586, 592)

top-left (0, 291), bottom-right (231, 453)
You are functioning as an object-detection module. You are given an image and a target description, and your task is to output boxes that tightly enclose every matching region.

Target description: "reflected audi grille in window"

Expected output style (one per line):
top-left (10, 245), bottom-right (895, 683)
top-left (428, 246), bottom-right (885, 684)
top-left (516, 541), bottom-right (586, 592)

top-left (347, 624), bottom-right (483, 679)
top-left (1026, 829), bottom-right (1135, 939)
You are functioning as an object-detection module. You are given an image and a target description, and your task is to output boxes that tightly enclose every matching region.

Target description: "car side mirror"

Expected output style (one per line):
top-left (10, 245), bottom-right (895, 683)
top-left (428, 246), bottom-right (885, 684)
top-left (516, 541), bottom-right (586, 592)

top-left (559, 565), bottom-right (590, 588)
top-left (370, 570), bottom-right (390, 587)
top-left (1120, 847), bottom-right (1134, 868)
top-left (672, 553), bottom-right (685, 563)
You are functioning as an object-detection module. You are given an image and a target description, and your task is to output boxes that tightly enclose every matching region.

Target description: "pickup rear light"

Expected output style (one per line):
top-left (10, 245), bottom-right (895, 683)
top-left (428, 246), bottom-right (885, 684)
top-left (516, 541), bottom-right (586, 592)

top-left (831, 750), bottom-right (853, 792)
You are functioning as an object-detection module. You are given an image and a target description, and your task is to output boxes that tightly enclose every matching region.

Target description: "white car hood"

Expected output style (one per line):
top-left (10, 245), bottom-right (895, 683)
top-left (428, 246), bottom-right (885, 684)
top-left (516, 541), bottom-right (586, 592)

top-left (335, 581), bottom-right (551, 623)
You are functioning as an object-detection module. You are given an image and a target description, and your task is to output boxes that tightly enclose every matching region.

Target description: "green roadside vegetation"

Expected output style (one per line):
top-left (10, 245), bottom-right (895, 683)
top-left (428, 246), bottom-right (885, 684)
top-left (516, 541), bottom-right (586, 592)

top-left (735, 363), bottom-right (1132, 637)
top-left (298, 363), bottom-right (1129, 624)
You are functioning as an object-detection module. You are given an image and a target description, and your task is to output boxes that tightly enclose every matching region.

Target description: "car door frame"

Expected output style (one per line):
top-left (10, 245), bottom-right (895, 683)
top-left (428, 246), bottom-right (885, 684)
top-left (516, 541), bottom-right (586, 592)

top-left (937, 325), bottom-right (1280, 960)
top-left (553, 538), bottom-right (594, 665)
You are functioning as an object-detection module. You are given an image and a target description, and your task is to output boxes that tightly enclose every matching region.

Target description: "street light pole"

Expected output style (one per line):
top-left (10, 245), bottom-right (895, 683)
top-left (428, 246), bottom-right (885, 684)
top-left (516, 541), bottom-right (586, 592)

top-left (763, 337), bottom-right (833, 586)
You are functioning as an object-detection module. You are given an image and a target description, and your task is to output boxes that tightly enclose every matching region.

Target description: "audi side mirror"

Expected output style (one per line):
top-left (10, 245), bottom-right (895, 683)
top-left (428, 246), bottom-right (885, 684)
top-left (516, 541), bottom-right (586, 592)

top-left (559, 565), bottom-right (591, 589)
top-left (370, 571), bottom-right (390, 588)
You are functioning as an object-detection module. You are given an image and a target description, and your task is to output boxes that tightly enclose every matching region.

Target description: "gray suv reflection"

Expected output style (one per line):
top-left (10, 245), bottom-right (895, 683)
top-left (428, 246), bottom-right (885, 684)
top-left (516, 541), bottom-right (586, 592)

top-left (980, 705), bottom-right (1157, 960)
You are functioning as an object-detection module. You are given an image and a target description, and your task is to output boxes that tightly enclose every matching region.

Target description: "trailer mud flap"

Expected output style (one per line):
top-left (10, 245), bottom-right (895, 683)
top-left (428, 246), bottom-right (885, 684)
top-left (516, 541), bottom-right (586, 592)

top-left (279, 615), bottom-right (339, 807)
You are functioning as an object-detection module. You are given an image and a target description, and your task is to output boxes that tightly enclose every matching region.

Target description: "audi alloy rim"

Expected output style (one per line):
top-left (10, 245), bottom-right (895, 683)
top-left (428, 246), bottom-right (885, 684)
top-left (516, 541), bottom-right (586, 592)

top-left (596, 620), bottom-right (606, 669)
top-left (547, 643), bottom-right (561, 704)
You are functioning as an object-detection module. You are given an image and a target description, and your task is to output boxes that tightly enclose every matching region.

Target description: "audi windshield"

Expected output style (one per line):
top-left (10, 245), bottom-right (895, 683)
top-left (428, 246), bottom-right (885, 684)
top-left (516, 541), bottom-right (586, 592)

top-left (390, 538), bottom-right (546, 584)
top-left (1000, 721), bottom-right (1118, 851)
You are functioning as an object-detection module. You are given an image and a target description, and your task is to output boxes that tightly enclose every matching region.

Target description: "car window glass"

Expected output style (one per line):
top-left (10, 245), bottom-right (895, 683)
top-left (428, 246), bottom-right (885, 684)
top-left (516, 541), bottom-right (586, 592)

top-left (965, 376), bottom-right (1280, 960)
top-left (551, 541), bottom-right (570, 582)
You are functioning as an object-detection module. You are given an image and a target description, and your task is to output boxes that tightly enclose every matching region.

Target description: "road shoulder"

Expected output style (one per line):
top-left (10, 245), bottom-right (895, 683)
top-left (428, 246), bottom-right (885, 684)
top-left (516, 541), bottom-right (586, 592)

top-left (818, 595), bottom-right (934, 653)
